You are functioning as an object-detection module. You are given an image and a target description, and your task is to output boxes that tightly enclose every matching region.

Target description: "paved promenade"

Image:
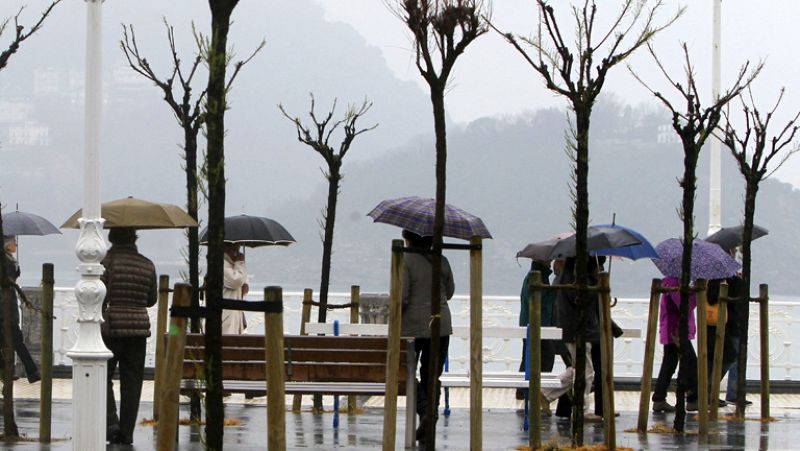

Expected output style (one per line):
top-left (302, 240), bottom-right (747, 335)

top-left (2, 379), bottom-right (799, 449)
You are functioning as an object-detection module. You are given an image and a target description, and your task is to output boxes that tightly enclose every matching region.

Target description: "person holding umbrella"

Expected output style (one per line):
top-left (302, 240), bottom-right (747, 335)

top-left (400, 229), bottom-right (455, 441)
top-left (101, 228), bottom-right (157, 445)
top-left (0, 235), bottom-right (40, 384)
top-left (222, 242), bottom-right (249, 334)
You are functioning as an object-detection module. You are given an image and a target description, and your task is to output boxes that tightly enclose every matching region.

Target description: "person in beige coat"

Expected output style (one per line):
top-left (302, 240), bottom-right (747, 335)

top-left (222, 243), bottom-right (249, 334)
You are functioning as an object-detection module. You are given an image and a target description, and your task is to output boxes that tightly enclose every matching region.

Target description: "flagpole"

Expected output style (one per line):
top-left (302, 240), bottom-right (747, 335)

top-left (708, 0), bottom-right (722, 235)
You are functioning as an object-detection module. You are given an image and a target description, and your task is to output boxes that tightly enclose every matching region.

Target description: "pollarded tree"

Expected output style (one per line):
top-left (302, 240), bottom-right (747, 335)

top-left (0, 0), bottom-right (62, 438)
top-left (205, 0), bottom-right (240, 448)
top-left (392, 1), bottom-right (489, 447)
top-left (497, 1), bottom-right (680, 443)
top-left (279, 96), bottom-right (377, 324)
top-left (632, 44), bottom-right (759, 432)
top-left (720, 88), bottom-right (799, 418)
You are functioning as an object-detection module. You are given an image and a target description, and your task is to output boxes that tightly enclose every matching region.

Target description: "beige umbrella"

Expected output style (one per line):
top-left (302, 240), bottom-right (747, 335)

top-left (61, 196), bottom-right (198, 229)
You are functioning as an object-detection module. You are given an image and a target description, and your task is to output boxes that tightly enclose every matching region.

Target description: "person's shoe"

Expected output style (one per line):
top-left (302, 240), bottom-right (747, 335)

top-left (584, 413), bottom-right (603, 423)
top-left (726, 398), bottom-right (753, 406)
top-left (27, 372), bottom-right (41, 384)
top-left (686, 400), bottom-right (698, 412)
top-left (652, 401), bottom-right (676, 413)
top-left (716, 399), bottom-right (728, 408)
top-left (515, 388), bottom-right (527, 401)
top-left (539, 392), bottom-right (552, 417)
top-left (106, 425), bottom-right (121, 444)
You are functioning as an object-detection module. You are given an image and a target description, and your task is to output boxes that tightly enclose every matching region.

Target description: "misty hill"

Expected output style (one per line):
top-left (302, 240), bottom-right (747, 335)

top-left (259, 97), bottom-right (800, 298)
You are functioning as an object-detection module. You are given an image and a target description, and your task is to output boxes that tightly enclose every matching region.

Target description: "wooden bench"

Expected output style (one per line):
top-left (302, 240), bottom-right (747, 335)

top-left (179, 333), bottom-right (418, 448)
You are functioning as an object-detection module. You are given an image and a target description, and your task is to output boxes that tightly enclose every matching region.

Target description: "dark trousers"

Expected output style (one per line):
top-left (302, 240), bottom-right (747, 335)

top-left (414, 336), bottom-right (450, 420)
top-left (105, 336), bottom-right (147, 443)
top-left (653, 342), bottom-right (698, 403)
top-left (0, 314), bottom-right (38, 379)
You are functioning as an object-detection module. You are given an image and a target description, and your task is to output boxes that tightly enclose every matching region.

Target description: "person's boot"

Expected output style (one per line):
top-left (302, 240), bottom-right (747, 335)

top-left (652, 401), bottom-right (676, 413)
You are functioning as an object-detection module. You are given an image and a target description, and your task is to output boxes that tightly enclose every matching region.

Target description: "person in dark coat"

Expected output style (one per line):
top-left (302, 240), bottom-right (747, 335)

top-left (540, 256), bottom-right (604, 422)
top-left (0, 235), bottom-right (40, 383)
top-left (706, 275), bottom-right (750, 406)
top-left (400, 229), bottom-right (455, 441)
top-left (517, 259), bottom-right (558, 400)
top-left (101, 228), bottom-right (157, 445)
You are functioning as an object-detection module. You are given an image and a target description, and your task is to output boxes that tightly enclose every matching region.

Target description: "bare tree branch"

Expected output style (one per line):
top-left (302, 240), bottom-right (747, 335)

top-left (0, 0), bottom-right (62, 72)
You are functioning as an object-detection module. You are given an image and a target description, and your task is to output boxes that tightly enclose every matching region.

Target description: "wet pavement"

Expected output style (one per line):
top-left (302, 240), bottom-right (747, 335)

top-left (3, 397), bottom-right (800, 450)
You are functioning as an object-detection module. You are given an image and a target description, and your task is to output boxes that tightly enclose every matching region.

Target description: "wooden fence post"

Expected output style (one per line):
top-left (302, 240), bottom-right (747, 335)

top-left (155, 283), bottom-right (190, 451)
top-left (527, 271), bottom-right (542, 450)
top-left (265, 286), bottom-right (286, 451)
top-left (382, 240), bottom-right (404, 451)
top-left (598, 272), bottom-right (616, 449)
top-left (759, 284), bottom-right (770, 419)
top-left (637, 278), bottom-right (662, 432)
top-left (39, 263), bottom-right (54, 443)
top-left (469, 237), bottom-right (483, 451)
top-left (292, 289), bottom-right (313, 412)
top-left (348, 285), bottom-right (360, 415)
top-left (695, 279), bottom-right (709, 436)
top-left (153, 274), bottom-right (170, 420)
top-left (710, 283), bottom-right (728, 421)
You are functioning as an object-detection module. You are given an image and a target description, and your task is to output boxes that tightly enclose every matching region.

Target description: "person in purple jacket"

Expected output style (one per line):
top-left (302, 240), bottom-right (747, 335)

top-left (651, 276), bottom-right (699, 413)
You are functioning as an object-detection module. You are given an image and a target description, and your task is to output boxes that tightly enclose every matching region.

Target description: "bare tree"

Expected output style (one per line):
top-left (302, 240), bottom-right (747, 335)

top-left (121, 16), bottom-right (262, 425)
top-left (720, 88), bottom-right (799, 418)
top-left (205, 0), bottom-right (246, 447)
top-left (0, 0), bottom-right (62, 438)
top-left (496, 0), bottom-right (679, 443)
top-left (631, 44), bottom-right (758, 431)
top-left (390, 0), bottom-right (489, 447)
top-left (279, 96), bottom-right (376, 324)
top-left (0, 0), bottom-right (61, 71)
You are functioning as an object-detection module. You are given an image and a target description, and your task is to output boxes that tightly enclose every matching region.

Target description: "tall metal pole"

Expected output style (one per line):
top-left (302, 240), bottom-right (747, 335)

top-left (67, 1), bottom-right (111, 449)
top-left (708, 0), bottom-right (722, 235)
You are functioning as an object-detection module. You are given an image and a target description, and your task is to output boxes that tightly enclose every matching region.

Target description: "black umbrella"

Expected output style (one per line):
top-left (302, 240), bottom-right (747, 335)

top-left (517, 225), bottom-right (642, 261)
top-left (199, 214), bottom-right (296, 247)
top-left (2, 211), bottom-right (61, 236)
top-left (705, 224), bottom-right (768, 252)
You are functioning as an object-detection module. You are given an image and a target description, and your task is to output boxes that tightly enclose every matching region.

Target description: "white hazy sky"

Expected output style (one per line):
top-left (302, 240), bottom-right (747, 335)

top-left (317, 0), bottom-right (800, 186)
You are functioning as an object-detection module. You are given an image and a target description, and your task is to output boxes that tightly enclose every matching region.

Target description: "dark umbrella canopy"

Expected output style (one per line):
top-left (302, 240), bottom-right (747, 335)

top-left (653, 238), bottom-right (741, 280)
top-left (591, 223), bottom-right (658, 260)
top-left (367, 196), bottom-right (491, 241)
top-left (199, 215), bottom-right (296, 247)
top-left (516, 225), bottom-right (642, 260)
top-left (705, 224), bottom-right (768, 252)
top-left (1, 211), bottom-right (61, 236)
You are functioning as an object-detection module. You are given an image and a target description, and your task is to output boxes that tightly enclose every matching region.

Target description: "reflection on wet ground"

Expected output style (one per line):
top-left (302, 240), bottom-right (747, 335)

top-left (4, 400), bottom-right (799, 450)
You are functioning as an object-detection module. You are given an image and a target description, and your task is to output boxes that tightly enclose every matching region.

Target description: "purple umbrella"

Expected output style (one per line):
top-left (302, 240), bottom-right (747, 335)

top-left (653, 238), bottom-right (741, 280)
top-left (367, 196), bottom-right (491, 241)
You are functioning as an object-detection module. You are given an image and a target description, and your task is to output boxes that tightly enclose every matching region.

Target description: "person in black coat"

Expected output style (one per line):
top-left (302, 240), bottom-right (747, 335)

top-left (1, 235), bottom-right (40, 384)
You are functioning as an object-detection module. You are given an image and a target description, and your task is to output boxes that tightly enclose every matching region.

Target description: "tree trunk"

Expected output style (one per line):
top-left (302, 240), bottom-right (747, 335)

top-left (317, 163), bottom-right (342, 323)
top-left (736, 180), bottom-right (758, 417)
top-left (424, 83), bottom-right (447, 451)
top-left (185, 123), bottom-right (203, 419)
top-left (570, 105), bottom-right (591, 445)
top-left (204, 0), bottom-right (238, 448)
top-left (674, 141), bottom-right (699, 432)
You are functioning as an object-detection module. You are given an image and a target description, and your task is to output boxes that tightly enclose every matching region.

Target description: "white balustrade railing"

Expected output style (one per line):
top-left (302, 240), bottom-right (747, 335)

top-left (47, 288), bottom-right (800, 381)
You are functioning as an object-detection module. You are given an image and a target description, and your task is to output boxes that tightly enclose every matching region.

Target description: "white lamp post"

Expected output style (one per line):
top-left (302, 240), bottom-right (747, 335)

top-left (708, 0), bottom-right (722, 235)
top-left (67, 1), bottom-right (111, 449)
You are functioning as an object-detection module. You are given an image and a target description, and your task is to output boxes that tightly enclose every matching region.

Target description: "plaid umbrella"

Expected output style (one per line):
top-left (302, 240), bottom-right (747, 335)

top-left (653, 238), bottom-right (741, 280)
top-left (705, 224), bottom-right (768, 252)
top-left (367, 196), bottom-right (491, 241)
